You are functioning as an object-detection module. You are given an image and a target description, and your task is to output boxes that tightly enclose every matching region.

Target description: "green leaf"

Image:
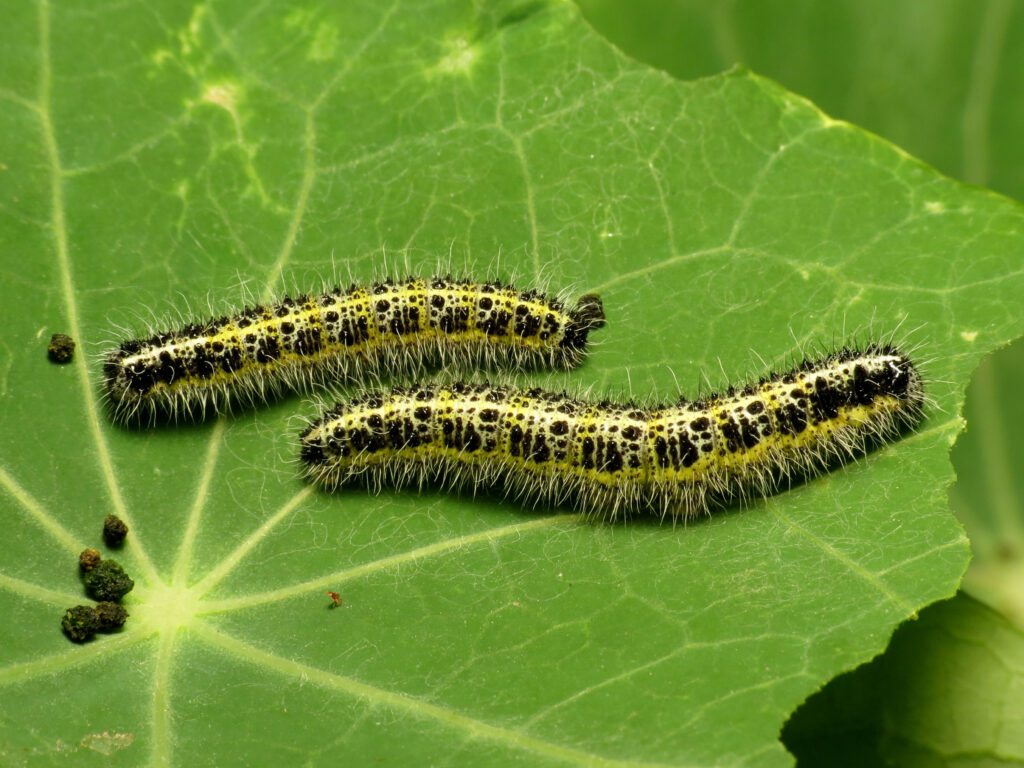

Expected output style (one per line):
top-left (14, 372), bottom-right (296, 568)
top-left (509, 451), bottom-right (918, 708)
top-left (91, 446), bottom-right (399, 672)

top-left (2, 0), bottom-right (1021, 765)
top-left (574, 2), bottom-right (1024, 763)
top-left (783, 593), bottom-right (1024, 767)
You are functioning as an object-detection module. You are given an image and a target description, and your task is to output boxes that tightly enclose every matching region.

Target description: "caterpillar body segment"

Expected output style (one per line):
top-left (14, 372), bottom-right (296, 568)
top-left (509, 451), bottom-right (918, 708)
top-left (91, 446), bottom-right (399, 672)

top-left (299, 345), bottom-right (925, 518)
top-left (103, 277), bottom-right (605, 423)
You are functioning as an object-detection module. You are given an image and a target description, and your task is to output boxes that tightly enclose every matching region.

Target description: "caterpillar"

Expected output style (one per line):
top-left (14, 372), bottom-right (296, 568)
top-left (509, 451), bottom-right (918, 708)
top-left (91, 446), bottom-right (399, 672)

top-left (298, 344), bottom-right (925, 518)
top-left (102, 277), bottom-right (605, 424)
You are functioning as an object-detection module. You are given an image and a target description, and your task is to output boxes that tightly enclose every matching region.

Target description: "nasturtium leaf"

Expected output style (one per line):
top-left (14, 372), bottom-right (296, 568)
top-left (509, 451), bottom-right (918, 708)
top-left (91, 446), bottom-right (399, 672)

top-left (783, 594), bottom-right (1024, 767)
top-left (575, 3), bottom-right (1024, 764)
top-left (2, 0), bottom-right (1022, 765)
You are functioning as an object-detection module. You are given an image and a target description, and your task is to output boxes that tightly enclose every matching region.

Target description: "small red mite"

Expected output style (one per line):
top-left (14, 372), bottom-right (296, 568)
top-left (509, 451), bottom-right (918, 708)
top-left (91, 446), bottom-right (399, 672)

top-left (327, 591), bottom-right (342, 608)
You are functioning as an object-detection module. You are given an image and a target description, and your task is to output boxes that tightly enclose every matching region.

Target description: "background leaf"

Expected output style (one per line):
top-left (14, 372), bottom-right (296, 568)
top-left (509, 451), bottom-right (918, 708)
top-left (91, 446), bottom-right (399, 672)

top-left (782, 595), bottom-right (1024, 768)
top-left (575, 0), bottom-right (1024, 195)
top-left (2, 0), bottom-right (1022, 765)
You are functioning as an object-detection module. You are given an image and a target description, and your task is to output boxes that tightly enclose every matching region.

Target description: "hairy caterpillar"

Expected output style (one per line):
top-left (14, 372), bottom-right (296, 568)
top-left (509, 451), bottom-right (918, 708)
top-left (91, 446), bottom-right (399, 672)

top-left (299, 344), bottom-right (925, 518)
top-left (103, 277), bottom-right (605, 424)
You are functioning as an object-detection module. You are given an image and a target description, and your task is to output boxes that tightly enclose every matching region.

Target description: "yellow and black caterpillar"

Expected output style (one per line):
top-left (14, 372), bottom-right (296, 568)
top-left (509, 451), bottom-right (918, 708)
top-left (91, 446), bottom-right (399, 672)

top-left (103, 277), bottom-right (605, 423)
top-left (299, 345), bottom-right (924, 518)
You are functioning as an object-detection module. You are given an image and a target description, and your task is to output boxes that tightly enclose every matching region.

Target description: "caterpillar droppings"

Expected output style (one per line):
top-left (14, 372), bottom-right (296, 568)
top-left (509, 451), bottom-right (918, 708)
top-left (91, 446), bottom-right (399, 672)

top-left (103, 277), bottom-right (605, 424)
top-left (299, 344), bottom-right (925, 518)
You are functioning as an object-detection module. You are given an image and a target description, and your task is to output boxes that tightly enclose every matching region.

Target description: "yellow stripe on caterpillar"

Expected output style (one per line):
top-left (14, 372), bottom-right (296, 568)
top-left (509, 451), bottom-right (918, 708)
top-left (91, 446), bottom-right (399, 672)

top-left (299, 344), bottom-right (924, 518)
top-left (103, 277), bottom-right (605, 424)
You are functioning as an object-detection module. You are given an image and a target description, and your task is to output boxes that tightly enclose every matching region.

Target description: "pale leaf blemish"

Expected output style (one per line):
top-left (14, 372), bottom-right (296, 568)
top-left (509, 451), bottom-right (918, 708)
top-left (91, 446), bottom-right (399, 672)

top-left (309, 21), bottom-right (339, 61)
top-left (925, 201), bottom-right (945, 214)
top-left (173, 181), bottom-right (190, 236)
top-left (191, 81), bottom-right (277, 209)
top-left (948, 416), bottom-right (967, 445)
top-left (285, 8), bottom-right (312, 28)
top-left (200, 82), bottom-right (240, 112)
top-left (150, 48), bottom-right (172, 67)
top-left (960, 330), bottom-right (979, 342)
top-left (430, 37), bottom-right (479, 77)
top-left (179, 4), bottom-right (208, 55)
top-left (80, 731), bottom-right (134, 756)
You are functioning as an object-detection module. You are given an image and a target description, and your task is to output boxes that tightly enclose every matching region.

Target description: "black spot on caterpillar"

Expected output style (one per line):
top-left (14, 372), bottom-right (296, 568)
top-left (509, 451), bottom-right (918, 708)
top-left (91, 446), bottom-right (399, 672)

top-left (103, 277), bottom-right (605, 424)
top-left (299, 344), bottom-right (925, 518)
